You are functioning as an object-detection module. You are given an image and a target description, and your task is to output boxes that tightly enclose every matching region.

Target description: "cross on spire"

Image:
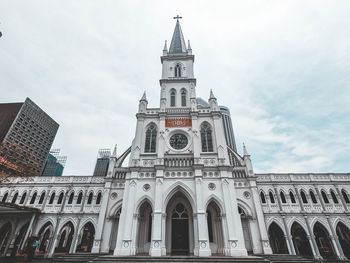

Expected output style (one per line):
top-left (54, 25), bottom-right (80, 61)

top-left (173, 15), bottom-right (182, 21)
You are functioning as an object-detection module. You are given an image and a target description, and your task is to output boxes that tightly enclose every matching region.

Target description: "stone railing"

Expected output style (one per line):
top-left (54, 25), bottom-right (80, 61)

top-left (166, 108), bottom-right (191, 114)
top-left (257, 173), bottom-right (350, 183)
top-left (165, 157), bottom-right (194, 167)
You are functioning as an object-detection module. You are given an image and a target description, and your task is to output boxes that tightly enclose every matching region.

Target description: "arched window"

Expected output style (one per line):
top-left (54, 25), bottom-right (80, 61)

top-left (330, 190), bottom-right (339, 204)
top-left (280, 191), bottom-right (287, 204)
top-left (11, 192), bottom-right (18, 204)
top-left (68, 192), bottom-right (74, 204)
top-left (269, 191), bottom-right (275, 203)
top-left (289, 191), bottom-right (296, 203)
top-left (309, 190), bottom-right (317, 204)
top-left (96, 192), bottom-right (102, 205)
top-left (49, 193), bottom-right (55, 204)
top-left (200, 122), bottom-right (213, 152)
top-left (260, 192), bottom-right (266, 203)
top-left (175, 64), bottom-right (181, 77)
top-left (30, 192), bottom-right (37, 204)
top-left (2, 192), bottom-right (8, 202)
top-left (57, 192), bottom-right (64, 204)
top-left (77, 192), bottom-right (83, 204)
top-left (181, 89), bottom-right (186, 106)
top-left (38, 192), bottom-right (46, 204)
top-left (300, 190), bottom-right (308, 204)
top-left (87, 192), bottom-right (93, 204)
top-left (170, 89), bottom-right (176, 107)
top-left (145, 124), bottom-right (157, 153)
top-left (19, 192), bottom-right (26, 204)
top-left (342, 190), bottom-right (350, 203)
top-left (321, 191), bottom-right (329, 204)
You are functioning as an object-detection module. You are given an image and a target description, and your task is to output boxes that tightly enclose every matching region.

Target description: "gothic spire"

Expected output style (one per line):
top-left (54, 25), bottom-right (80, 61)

top-left (243, 143), bottom-right (249, 156)
top-left (140, 91), bottom-right (147, 101)
top-left (209, 89), bottom-right (216, 100)
top-left (169, 17), bottom-right (187, 54)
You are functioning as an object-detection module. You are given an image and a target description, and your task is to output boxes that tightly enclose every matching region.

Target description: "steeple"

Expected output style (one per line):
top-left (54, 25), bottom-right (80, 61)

top-left (169, 16), bottom-right (187, 54)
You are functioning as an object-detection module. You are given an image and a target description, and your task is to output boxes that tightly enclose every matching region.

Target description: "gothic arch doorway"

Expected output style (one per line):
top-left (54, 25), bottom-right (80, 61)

top-left (11, 222), bottom-right (29, 257)
top-left (268, 222), bottom-right (288, 254)
top-left (0, 222), bottom-right (12, 255)
top-left (336, 222), bottom-right (350, 258)
top-left (77, 222), bottom-right (95, 252)
top-left (38, 222), bottom-right (53, 256)
top-left (55, 222), bottom-right (74, 253)
top-left (291, 222), bottom-right (313, 258)
top-left (238, 206), bottom-right (253, 254)
top-left (313, 222), bottom-right (335, 259)
top-left (136, 201), bottom-right (152, 254)
top-left (109, 207), bottom-right (121, 253)
top-left (207, 201), bottom-right (224, 255)
top-left (166, 191), bottom-right (194, 255)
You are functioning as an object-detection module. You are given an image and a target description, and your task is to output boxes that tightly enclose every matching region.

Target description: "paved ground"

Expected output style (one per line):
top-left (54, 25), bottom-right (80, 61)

top-left (0, 258), bottom-right (52, 263)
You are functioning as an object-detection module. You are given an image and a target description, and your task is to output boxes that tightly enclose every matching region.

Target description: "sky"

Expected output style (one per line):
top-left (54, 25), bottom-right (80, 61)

top-left (1, 0), bottom-right (349, 175)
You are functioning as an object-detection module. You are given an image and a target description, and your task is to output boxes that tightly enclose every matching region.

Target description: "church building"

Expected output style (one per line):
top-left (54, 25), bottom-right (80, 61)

top-left (0, 18), bottom-right (350, 261)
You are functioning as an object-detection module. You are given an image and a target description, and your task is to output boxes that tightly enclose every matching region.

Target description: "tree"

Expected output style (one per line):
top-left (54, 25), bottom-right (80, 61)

top-left (0, 142), bottom-right (39, 185)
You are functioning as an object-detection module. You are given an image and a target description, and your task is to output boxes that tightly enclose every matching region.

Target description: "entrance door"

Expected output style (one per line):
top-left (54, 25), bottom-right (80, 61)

top-left (172, 218), bottom-right (189, 254)
top-left (171, 203), bottom-right (189, 255)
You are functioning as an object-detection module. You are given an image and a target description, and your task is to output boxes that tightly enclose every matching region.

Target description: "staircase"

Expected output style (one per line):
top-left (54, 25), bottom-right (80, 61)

top-left (52, 253), bottom-right (105, 262)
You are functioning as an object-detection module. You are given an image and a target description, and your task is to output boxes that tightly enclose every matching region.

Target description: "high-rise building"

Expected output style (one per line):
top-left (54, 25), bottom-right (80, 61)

top-left (41, 149), bottom-right (67, 177)
top-left (93, 148), bottom-right (111, 176)
top-left (219, 106), bottom-right (238, 166)
top-left (0, 97), bottom-right (59, 175)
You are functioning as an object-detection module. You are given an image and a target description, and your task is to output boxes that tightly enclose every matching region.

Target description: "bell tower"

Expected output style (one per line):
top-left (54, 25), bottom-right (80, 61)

top-left (160, 16), bottom-right (197, 111)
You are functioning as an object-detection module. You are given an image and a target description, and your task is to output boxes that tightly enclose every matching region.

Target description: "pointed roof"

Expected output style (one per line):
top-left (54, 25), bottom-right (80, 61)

top-left (140, 91), bottom-right (147, 101)
top-left (243, 143), bottom-right (249, 156)
top-left (209, 89), bottom-right (216, 100)
top-left (169, 20), bottom-right (187, 54)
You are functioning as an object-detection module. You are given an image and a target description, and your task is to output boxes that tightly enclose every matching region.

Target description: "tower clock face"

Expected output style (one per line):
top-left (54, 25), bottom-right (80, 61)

top-left (169, 133), bottom-right (188, 150)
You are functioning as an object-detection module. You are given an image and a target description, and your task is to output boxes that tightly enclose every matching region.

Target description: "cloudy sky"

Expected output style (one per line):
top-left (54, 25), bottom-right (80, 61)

top-left (1, 1), bottom-right (349, 175)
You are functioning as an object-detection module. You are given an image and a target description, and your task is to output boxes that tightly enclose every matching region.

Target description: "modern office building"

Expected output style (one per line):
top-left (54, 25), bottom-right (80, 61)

top-left (93, 149), bottom-right (111, 177)
top-left (0, 98), bottom-right (59, 175)
top-left (220, 106), bottom-right (238, 166)
top-left (41, 149), bottom-right (67, 177)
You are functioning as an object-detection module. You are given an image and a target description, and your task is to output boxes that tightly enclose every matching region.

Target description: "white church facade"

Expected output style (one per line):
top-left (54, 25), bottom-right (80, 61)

top-left (1, 19), bottom-right (350, 261)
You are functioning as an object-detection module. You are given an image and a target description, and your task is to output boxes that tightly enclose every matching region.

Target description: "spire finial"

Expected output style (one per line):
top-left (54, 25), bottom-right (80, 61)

top-left (209, 89), bottom-right (216, 100)
top-left (188, 40), bottom-right (192, 50)
top-left (163, 40), bottom-right (168, 51)
top-left (243, 143), bottom-right (249, 156)
top-left (173, 15), bottom-right (182, 21)
top-left (141, 91), bottom-right (147, 101)
top-left (112, 144), bottom-right (117, 158)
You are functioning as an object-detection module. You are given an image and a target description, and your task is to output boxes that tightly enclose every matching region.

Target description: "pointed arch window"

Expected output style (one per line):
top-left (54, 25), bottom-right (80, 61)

top-left (145, 124), bottom-right (157, 153)
top-left (289, 191), bottom-right (296, 203)
top-left (87, 192), bottom-right (93, 204)
top-left (68, 192), bottom-right (74, 204)
top-left (11, 193), bottom-right (18, 204)
top-left (300, 190), bottom-right (308, 203)
top-left (175, 64), bottom-right (181, 77)
top-left (330, 190), bottom-right (339, 204)
top-left (2, 192), bottom-right (8, 202)
top-left (49, 193), bottom-right (55, 204)
top-left (30, 192), bottom-right (37, 204)
top-left (77, 192), bottom-right (83, 204)
top-left (38, 192), bottom-right (46, 204)
top-left (280, 191), bottom-right (287, 204)
top-left (96, 192), bottom-right (102, 205)
top-left (170, 90), bottom-right (176, 107)
top-left (201, 122), bottom-right (213, 152)
top-left (181, 89), bottom-right (187, 106)
top-left (260, 192), bottom-right (266, 203)
top-left (342, 190), bottom-right (350, 203)
top-left (19, 192), bottom-right (26, 204)
top-left (57, 192), bottom-right (64, 204)
top-left (309, 190), bottom-right (317, 204)
top-left (321, 191), bottom-right (329, 203)
top-left (269, 191), bottom-right (275, 203)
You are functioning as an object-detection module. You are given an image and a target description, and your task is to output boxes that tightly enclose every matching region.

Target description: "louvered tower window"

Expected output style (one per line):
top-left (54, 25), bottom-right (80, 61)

top-left (145, 124), bottom-right (157, 153)
top-left (201, 123), bottom-right (213, 152)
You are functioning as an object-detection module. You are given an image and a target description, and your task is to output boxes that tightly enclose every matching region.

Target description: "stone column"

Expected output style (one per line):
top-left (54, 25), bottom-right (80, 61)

top-left (304, 216), bottom-right (322, 260)
top-left (114, 175), bottom-right (137, 256)
top-left (19, 213), bottom-right (37, 253)
top-left (150, 169), bottom-right (164, 256)
top-left (249, 180), bottom-right (272, 254)
top-left (281, 216), bottom-right (295, 255)
top-left (194, 169), bottom-right (211, 256)
top-left (47, 218), bottom-right (61, 258)
top-left (220, 170), bottom-right (247, 256)
top-left (293, 186), bottom-right (305, 212)
top-left (314, 186), bottom-right (326, 211)
top-left (326, 216), bottom-right (346, 260)
top-left (92, 182), bottom-right (112, 253)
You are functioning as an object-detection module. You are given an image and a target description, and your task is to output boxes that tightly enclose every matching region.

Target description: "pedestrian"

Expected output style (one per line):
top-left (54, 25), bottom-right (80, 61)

top-left (27, 238), bottom-right (39, 262)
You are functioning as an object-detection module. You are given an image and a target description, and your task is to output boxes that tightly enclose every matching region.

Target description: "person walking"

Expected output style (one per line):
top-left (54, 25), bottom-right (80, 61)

top-left (27, 238), bottom-right (39, 262)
